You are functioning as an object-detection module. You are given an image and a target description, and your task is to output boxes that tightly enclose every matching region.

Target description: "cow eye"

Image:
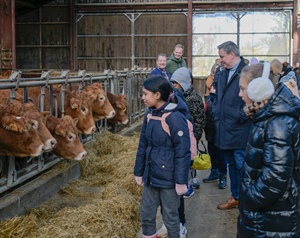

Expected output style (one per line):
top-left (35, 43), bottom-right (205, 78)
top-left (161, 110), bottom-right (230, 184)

top-left (31, 120), bottom-right (39, 129)
top-left (81, 107), bottom-right (86, 113)
top-left (67, 133), bottom-right (75, 141)
top-left (98, 96), bottom-right (105, 101)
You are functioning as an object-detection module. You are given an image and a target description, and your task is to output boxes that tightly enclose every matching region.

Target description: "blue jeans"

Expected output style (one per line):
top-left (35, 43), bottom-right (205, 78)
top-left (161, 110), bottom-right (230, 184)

top-left (141, 185), bottom-right (180, 238)
top-left (222, 149), bottom-right (245, 200)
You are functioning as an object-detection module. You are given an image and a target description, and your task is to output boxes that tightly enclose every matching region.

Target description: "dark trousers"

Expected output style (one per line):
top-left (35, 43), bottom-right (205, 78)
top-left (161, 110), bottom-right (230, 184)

top-left (208, 142), bottom-right (227, 175)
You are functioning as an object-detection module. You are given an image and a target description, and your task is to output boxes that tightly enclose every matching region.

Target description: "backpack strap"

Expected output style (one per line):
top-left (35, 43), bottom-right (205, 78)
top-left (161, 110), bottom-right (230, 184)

top-left (147, 111), bottom-right (197, 160)
top-left (147, 112), bottom-right (172, 136)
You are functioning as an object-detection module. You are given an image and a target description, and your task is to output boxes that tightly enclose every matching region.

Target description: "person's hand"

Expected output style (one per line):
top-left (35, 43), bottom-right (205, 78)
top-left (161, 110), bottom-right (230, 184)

top-left (175, 184), bottom-right (188, 195)
top-left (135, 176), bottom-right (144, 186)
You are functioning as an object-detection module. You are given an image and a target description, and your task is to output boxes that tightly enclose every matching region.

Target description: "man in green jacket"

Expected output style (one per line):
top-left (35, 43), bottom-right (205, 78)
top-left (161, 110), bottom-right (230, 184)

top-left (166, 44), bottom-right (187, 75)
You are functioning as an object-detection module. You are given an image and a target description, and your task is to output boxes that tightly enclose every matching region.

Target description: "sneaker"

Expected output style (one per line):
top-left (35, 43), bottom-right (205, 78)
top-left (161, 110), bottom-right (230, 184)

top-left (191, 177), bottom-right (200, 189)
top-left (180, 223), bottom-right (187, 238)
top-left (219, 173), bottom-right (227, 189)
top-left (157, 223), bottom-right (168, 238)
top-left (203, 169), bottom-right (219, 183)
top-left (183, 185), bottom-right (194, 199)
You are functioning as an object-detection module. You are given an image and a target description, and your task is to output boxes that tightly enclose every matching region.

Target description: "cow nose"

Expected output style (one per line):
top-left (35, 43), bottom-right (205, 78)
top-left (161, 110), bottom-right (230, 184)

top-left (75, 151), bottom-right (87, 161)
top-left (111, 110), bottom-right (116, 117)
top-left (92, 127), bottom-right (96, 133)
top-left (81, 151), bottom-right (87, 159)
top-left (51, 138), bottom-right (57, 148)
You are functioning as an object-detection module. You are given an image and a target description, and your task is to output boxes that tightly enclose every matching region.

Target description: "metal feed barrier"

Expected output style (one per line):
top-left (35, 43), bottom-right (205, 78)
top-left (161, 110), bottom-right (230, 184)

top-left (0, 69), bottom-right (149, 195)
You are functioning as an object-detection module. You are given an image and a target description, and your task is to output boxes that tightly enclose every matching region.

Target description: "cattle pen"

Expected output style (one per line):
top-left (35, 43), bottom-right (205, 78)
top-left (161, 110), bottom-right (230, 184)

top-left (0, 69), bottom-right (148, 219)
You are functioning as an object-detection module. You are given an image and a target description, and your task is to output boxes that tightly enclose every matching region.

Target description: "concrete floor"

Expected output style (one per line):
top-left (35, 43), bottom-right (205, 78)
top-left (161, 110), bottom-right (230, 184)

top-left (184, 169), bottom-right (239, 238)
top-left (154, 169), bottom-right (239, 238)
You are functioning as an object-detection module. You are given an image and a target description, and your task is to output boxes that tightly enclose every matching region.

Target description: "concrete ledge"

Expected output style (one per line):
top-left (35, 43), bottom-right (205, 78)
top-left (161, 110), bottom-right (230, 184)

top-left (0, 161), bottom-right (80, 220)
top-left (120, 119), bottom-right (143, 136)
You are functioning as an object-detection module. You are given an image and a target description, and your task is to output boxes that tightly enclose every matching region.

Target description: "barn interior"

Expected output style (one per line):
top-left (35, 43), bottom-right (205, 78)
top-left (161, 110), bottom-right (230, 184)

top-left (0, 1), bottom-right (299, 237)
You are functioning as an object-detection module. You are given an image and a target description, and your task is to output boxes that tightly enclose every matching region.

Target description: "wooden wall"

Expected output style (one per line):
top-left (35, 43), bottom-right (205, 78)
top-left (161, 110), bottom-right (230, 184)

top-left (77, 13), bottom-right (187, 71)
top-left (13, 0), bottom-right (298, 73)
top-left (16, 1), bottom-right (70, 70)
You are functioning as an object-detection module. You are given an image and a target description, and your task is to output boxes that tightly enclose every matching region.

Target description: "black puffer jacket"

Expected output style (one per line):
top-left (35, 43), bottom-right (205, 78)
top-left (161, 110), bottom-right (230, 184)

top-left (237, 83), bottom-right (300, 238)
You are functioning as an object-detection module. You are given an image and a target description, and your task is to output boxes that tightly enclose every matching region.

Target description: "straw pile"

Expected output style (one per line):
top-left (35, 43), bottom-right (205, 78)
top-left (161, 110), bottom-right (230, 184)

top-left (0, 130), bottom-right (142, 238)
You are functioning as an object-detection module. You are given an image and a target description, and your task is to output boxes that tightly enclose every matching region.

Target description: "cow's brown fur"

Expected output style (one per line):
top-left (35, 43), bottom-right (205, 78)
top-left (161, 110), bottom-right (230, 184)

top-left (107, 92), bottom-right (128, 125)
top-left (0, 100), bottom-right (44, 157)
top-left (72, 83), bottom-right (115, 121)
top-left (45, 115), bottom-right (87, 160)
top-left (27, 86), bottom-right (96, 135)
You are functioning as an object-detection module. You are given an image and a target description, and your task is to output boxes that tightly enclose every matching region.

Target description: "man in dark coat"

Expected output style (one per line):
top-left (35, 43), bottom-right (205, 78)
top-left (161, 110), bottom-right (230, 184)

top-left (212, 41), bottom-right (252, 210)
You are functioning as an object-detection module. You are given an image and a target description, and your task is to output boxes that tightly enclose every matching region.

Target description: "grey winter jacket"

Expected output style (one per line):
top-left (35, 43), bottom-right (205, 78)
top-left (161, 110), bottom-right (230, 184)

top-left (237, 83), bottom-right (300, 238)
top-left (134, 96), bottom-right (191, 188)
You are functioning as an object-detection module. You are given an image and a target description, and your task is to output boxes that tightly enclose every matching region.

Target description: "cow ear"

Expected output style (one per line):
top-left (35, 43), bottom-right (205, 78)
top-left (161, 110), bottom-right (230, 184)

top-left (55, 127), bottom-right (66, 137)
top-left (86, 90), bottom-right (97, 101)
top-left (9, 123), bottom-right (22, 133)
top-left (55, 121), bottom-right (67, 136)
top-left (70, 98), bottom-right (80, 109)
top-left (73, 118), bottom-right (79, 125)
top-left (2, 118), bottom-right (25, 133)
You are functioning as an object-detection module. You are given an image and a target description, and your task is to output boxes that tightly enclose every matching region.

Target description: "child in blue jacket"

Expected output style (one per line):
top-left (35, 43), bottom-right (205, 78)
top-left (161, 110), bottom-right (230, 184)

top-left (134, 76), bottom-right (191, 238)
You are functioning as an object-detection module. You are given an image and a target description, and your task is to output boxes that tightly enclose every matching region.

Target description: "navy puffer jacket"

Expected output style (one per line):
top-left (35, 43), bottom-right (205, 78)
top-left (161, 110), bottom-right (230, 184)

top-left (134, 95), bottom-right (191, 188)
top-left (237, 83), bottom-right (300, 238)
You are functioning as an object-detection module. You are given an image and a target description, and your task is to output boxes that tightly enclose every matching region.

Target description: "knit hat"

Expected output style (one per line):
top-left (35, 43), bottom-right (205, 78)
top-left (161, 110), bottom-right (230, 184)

top-left (247, 62), bottom-right (275, 102)
top-left (250, 58), bottom-right (258, 65)
top-left (270, 59), bottom-right (282, 75)
top-left (170, 67), bottom-right (191, 91)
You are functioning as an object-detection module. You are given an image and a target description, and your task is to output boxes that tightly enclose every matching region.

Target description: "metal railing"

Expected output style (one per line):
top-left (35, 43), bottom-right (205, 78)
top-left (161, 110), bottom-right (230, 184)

top-left (0, 69), bottom-right (149, 195)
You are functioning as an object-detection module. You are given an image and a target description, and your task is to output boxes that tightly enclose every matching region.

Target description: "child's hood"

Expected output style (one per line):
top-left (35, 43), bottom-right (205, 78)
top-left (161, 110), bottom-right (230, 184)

top-left (163, 94), bottom-right (189, 116)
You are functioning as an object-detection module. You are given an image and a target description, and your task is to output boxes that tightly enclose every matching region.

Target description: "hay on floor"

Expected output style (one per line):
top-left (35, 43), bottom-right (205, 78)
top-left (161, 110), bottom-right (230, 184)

top-left (0, 130), bottom-right (143, 238)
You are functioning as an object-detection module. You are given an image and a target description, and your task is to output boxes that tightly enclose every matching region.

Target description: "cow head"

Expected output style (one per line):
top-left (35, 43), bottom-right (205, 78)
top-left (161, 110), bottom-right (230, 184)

top-left (45, 115), bottom-right (87, 161)
top-left (22, 103), bottom-right (57, 152)
top-left (0, 100), bottom-right (44, 157)
top-left (82, 83), bottom-right (115, 121)
top-left (64, 90), bottom-right (96, 135)
top-left (107, 92), bottom-right (129, 125)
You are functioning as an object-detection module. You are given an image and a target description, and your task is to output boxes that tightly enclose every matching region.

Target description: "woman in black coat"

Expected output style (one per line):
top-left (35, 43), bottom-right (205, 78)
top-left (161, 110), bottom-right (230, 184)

top-left (237, 62), bottom-right (300, 237)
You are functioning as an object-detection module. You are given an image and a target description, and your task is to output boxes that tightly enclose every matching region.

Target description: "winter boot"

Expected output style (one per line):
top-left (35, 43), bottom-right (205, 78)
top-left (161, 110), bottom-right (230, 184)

top-left (203, 169), bottom-right (219, 183)
top-left (191, 177), bottom-right (200, 189)
top-left (218, 173), bottom-right (227, 189)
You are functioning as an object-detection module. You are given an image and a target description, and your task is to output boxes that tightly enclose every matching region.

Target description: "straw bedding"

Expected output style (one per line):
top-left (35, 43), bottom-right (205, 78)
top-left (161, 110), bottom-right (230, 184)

top-left (0, 130), bottom-right (142, 238)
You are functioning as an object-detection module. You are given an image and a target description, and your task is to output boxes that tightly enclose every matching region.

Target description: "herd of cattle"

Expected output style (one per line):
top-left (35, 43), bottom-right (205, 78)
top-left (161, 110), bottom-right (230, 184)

top-left (0, 82), bottom-right (129, 161)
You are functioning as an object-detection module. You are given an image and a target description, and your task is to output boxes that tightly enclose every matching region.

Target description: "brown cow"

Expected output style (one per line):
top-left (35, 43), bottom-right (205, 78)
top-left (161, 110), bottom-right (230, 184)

top-left (0, 91), bottom-right (57, 152)
top-left (80, 83), bottom-right (115, 121)
top-left (70, 82), bottom-right (115, 121)
top-left (0, 100), bottom-right (44, 157)
top-left (27, 86), bottom-right (96, 135)
top-left (45, 115), bottom-right (87, 160)
top-left (107, 92), bottom-right (128, 125)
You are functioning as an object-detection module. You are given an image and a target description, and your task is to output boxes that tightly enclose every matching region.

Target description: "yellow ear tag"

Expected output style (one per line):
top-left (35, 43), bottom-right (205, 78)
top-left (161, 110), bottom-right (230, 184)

top-left (10, 123), bottom-right (19, 132)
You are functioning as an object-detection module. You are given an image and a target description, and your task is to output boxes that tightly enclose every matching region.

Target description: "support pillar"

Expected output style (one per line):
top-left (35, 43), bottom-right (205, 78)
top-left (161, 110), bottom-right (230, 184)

top-left (0, 0), bottom-right (16, 72)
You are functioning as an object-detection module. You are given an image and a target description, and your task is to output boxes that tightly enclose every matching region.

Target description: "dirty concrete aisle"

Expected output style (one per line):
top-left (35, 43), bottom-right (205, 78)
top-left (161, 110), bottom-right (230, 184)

top-left (184, 169), bottom-right (239, 238)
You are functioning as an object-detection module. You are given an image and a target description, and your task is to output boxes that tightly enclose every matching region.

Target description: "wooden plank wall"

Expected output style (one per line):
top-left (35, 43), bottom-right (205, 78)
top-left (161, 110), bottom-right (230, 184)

top-left (77, 13), bottom-right (187, 71)
top-left (16, 1), bottom-right (70, 70)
